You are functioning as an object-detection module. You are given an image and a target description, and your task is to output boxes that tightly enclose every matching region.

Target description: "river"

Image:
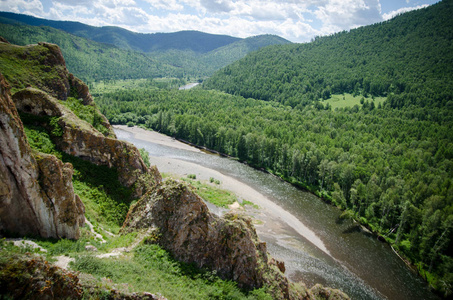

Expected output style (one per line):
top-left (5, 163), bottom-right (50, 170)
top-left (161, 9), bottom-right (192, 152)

top-left (178, 82), bottom-right (200, 90)
top-left (115, 127), bottom-right (438, 300)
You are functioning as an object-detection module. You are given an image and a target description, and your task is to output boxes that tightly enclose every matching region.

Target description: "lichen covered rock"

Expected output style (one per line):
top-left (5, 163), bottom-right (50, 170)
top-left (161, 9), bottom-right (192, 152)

top-left (122, 180), bottom-right (310, 299)
top-left (0, 39), bottom-right (115, 138)
top-left (12, 87), bottom-right (152, 195)
top-left (0, 74), bottom-right (84, 239)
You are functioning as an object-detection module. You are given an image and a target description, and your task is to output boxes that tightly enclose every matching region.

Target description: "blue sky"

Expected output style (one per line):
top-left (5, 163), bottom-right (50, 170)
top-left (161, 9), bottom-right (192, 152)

top-left (0, 0), bottom-right (440, 42)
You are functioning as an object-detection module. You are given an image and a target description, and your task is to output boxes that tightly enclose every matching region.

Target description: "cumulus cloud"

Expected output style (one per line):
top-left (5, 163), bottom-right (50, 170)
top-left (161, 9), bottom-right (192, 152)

top-left (0, 0), bottom-right (436, 42)
top-left (200, 0), bottom-right (233, 13)
top-left (314, 0), bottom-right (383, 34)
top-left (382, 4), bottom-right (429, 20)
top-left (0, 0), bottom-right (44, 16)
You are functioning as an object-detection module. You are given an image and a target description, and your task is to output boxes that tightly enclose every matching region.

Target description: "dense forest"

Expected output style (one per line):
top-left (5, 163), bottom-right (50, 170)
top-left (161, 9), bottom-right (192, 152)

top-left (0, 11), bottom-right (241, 53)
top-left (148, 35), bottom-right (291, 77)
top-left (204, 0), bottom-right (453, 110)
top-left (93, 1), bottom-right (453, 297)
top-left (96, 87), bottom-right (453, 296)
top-left (0, 22), bottom-right (289, 81)
top-left (0, 23), bottom-right (181, 82)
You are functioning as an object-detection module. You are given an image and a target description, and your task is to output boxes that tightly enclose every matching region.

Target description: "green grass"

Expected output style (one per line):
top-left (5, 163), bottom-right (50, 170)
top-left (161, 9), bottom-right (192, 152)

top-left (0, 42), bottom-right (66, 94)
top-left (90, 78), bottom-right (185, 96)
top-left (73, 243), bottom-right (271, 300)
top-left (181, 178), bottom-right (238, 208)
top-left (323, 93), bottom-right (386, 110)
top-left (59, 97), bottom-right (110, 135)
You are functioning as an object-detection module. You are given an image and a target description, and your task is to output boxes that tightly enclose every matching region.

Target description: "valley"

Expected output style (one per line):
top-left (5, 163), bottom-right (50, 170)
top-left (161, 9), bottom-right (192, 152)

top-left (0, 0), bottom-right (452, 299)
top-left (115, 125), bottom-right (438, 300)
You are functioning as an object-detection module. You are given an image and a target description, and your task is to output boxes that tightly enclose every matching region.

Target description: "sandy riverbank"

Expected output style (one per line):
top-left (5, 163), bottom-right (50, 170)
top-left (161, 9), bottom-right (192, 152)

top-left (114, 125), bottom-right (330, 257)
top-left (114, 125), bottom-right (201, 153)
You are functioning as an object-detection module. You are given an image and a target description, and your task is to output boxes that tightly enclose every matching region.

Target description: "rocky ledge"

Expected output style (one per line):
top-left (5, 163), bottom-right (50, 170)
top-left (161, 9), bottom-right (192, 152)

top-left (12, 87), bottom-right (152, 195)
top-left (0, 74), bottom-right (84, 239)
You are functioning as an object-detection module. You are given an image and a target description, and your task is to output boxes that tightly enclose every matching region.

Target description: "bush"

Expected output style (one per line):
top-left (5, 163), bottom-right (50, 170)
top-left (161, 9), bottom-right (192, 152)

top-left (139, 148), bottom-right (151, 168)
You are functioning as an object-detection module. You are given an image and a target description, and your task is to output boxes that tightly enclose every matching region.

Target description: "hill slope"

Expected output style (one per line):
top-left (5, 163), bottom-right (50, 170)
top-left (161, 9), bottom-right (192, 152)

top-left (0, 17), bottom-right (291, 80)
top-left (204, 0), bottom-right (453, 109)
top-left (149, 34), bottom-right (291, 77)
top-left (0, 23), bottom-right (181, 82)
top-left (0, 11), bottom-right (241, 53)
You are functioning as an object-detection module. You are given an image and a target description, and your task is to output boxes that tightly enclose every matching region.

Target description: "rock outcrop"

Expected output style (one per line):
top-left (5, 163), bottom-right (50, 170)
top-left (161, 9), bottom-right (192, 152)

top-left (0, 39), bottom-right (115, 138)
top-left (122, 180), bottom-right (350, 299)
top-left (12, 87), bottom-right (150, 193)
top-left (0, 251), bottom-right (166, 300)
top-left (122, 180), bottom-right (307, 299)
top-left (0, 74), bottom-right (84, 239)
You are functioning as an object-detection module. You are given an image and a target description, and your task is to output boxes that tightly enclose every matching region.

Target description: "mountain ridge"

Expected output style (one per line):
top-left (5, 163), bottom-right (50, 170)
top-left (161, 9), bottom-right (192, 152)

top-left (0, 12), bottom-right (291, 81)
top-left (0, 11), bottom-right (243, 53)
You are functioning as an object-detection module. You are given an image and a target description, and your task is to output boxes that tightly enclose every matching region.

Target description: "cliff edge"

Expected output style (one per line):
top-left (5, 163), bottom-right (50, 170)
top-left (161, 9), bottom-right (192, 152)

top-left (0, 73), bottom-right (84, 239)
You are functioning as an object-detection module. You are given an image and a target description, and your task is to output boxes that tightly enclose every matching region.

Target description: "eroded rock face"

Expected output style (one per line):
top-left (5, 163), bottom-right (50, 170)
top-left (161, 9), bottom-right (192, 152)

top-left (122, 180), bottom-right (307, 299)
top-left (12, 87), bottom-right (151, 195)
top-left (0, 74), bottom-right (84, 239)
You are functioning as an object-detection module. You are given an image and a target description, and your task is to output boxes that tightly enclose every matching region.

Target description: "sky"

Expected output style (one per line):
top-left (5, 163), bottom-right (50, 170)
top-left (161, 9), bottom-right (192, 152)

top-left (0, 0), bottom-right (441, 42)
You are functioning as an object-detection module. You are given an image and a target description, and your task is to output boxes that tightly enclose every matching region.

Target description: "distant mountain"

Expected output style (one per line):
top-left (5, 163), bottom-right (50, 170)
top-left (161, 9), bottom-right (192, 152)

top-left (204, 0), bottom-right (453, 109)
top-left (0, 11), bottom-right (241, 53)
top-left (150, 34), bottom-right (292, 77)
top-left (0, 12), bottom-right (291, 80)
top-left (0, 23), bottom-right (181, 82)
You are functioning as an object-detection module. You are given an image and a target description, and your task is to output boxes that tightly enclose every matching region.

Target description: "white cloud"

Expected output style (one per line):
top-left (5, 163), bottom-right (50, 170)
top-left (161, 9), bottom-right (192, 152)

top-left (0, 0), bottom-right (437, 42)
top-left (144, 0), bottom-right (184, 11)
top-left (382, 4), bottom-right (428, 20)
top-left (0, 0), bottom-right (44, 16)
top-left (314, 0), bottom-right (382, 34)
top-left (200, 0), bottom-right (233, 13)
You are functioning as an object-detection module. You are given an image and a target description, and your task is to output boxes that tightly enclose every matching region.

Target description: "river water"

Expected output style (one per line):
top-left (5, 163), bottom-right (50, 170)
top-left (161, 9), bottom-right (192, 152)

top-left (115, 128), bottom-right (438, 300)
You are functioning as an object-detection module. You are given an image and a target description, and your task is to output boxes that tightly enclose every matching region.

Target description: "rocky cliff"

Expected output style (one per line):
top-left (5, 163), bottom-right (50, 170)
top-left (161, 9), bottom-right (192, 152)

top-left (12, 87), bottom-right (151, 194)
top-left (0, 74), bottom-right (84, 239)
top-left (1, 38), bottom-right (152, 196)
top-left (122, 180), bottom-right (349, 300)
top-left (0, 38), bottom-right (153, 238)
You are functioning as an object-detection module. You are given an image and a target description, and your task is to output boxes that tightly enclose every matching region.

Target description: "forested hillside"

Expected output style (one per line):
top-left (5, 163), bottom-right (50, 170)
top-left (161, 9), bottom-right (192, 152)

top-left (0, 12), bottom-right (241, 53)
top-left (149, 35), bottom-right (291, 77)
top-left (0, 23), bottom-right (181, 82)
top-left (0, 15), bottom-right (290, 80)
top-left (204, 0), bottom-right (453, 109)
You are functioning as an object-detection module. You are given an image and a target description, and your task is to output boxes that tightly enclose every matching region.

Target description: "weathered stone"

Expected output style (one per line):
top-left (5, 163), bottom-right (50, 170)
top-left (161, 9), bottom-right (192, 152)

top-left (308, 284), bottom-right (350, 300)
top-left (121, 180), bottom-right (310, 299)
top-left (0, 74), bottom-right (84, 239)
top-left (12, 87), bottom-right (154, 196)
top-left (36, 153), bottom-right (85, 237)
top-left (85, 245), bottom-right (98, 252)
